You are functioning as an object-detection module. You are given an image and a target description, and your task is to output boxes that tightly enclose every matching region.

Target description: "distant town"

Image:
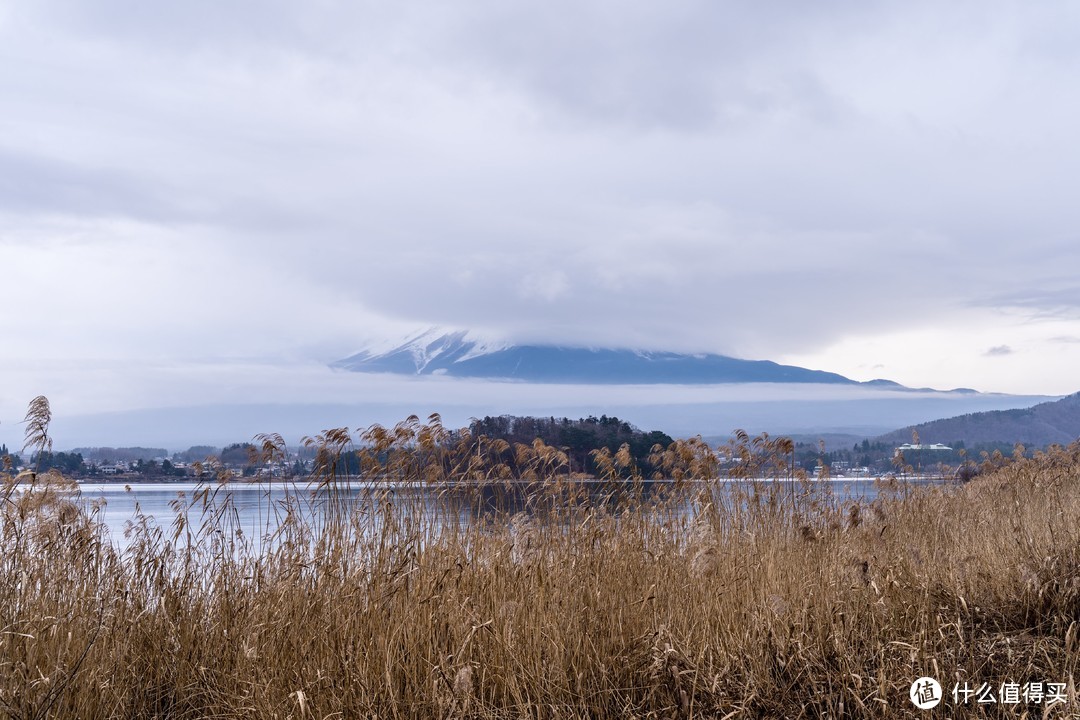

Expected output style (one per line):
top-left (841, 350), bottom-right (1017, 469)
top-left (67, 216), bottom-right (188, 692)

top-left (0, 443), bottom-right (310, 480)
top-left (1, 427), bottom-right (1012, 482)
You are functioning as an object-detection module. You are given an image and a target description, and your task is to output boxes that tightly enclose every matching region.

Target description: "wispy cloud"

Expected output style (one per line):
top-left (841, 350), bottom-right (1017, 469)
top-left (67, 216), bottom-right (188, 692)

top-left (984, 345), bottom-right (1014, 357)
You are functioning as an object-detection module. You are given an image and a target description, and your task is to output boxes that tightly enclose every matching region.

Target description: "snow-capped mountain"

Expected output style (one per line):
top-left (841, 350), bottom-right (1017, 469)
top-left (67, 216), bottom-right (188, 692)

top-left (332, 329), bottom-right (864, 385)
top-left (334, 329), bottom-right (511, 375)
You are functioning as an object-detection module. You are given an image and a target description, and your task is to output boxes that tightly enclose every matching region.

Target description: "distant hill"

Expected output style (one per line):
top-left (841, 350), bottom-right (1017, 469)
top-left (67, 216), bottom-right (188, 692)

top-left (71, 446), bottom-right (168, 463)
top-left (875, 392), bottom-right (1080, 448)
top-left (469, 414), bottom-right (674, 476)
top-left (336, 328), bottom-right (921, 387)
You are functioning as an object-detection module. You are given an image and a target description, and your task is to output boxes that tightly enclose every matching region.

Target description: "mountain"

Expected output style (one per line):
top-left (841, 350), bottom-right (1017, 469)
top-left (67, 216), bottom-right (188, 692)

top-left (875, 392), bottom-right (1080, 447)
top-left (334, 329), bottom-right (884, 386)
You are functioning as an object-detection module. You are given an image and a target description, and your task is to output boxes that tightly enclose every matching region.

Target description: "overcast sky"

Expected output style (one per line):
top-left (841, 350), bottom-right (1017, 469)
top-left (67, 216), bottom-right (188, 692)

top-left (3, 1), bottom-right (1080, 439)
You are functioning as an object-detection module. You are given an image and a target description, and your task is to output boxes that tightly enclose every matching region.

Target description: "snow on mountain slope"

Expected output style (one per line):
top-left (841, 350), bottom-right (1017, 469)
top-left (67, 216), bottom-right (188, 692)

top-left (332, 329), bottom-right (863, 385)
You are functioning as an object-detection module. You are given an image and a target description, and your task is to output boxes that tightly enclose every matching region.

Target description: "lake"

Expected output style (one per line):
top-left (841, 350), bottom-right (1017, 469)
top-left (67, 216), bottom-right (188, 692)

top-left (74, 475), bottom-right (953, 550)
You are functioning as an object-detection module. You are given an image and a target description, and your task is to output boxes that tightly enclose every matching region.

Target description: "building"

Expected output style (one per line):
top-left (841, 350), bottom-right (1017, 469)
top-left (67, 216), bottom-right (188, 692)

top-left (894, 443), bottom-right (951, 456)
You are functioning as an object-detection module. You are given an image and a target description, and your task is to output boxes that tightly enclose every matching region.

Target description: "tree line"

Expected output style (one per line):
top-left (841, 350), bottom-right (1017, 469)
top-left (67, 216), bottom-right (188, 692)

top-left (468, 415), bottom-right (674, 477)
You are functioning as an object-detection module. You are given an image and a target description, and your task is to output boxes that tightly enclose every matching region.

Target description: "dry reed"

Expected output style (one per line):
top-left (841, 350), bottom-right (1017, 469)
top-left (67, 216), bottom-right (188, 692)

top-left (1, 405), bottom-right (1078, 718)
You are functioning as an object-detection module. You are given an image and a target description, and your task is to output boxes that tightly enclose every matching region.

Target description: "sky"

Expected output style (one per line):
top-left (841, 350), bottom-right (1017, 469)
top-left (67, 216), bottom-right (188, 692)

top-left (3, 1), bottom-right (1080, 445)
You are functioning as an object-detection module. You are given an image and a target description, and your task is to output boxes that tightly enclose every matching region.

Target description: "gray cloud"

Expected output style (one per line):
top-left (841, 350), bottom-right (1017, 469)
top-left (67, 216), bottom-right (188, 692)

top-left (432, 1), bottom-right (856, 133)
top-left (977, 280), bottom-right (1080, 319)
top-left (984, 345), bottom-right (1014, 357)
top-left (2, 0), bottom-right (1080, 404)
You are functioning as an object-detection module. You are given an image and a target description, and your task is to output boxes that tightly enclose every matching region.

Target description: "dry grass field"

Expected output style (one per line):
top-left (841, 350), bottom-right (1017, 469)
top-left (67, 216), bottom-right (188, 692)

top-left (1, 406), bottom-right (1078, 718)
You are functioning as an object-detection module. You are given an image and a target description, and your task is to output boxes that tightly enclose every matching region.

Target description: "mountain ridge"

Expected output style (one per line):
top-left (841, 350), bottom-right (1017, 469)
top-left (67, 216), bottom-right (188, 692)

top-left (874, 392), bottom-right (1080, 447)
top-left (333, 328), bottom-right (960, 389)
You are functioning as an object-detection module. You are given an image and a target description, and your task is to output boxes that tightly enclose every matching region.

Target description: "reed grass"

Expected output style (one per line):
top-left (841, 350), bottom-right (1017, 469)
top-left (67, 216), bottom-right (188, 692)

top-left (1, 408), bottom-right (1078, 718)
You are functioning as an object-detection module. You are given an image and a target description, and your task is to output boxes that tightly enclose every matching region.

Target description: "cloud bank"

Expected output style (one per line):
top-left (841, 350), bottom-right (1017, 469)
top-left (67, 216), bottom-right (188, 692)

top-left (2, 1), bottom-right (1080, 417)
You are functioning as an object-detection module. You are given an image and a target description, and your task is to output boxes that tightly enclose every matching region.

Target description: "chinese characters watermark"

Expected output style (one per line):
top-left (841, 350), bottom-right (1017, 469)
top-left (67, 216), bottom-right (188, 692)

top-left (909, 677), bottom-right (942, 709)
top-left (909, 677), bottom-right (1070, 710)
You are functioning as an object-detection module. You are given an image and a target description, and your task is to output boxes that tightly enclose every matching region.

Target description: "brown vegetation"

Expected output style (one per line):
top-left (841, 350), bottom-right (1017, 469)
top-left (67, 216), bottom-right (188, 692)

top-left (1, 404), bottom-right (1078, 718)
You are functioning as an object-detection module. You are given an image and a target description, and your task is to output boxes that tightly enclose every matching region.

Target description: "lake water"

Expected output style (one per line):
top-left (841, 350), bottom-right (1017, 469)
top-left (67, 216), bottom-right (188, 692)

top-left (74, 476), bottom-right (952, 550)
